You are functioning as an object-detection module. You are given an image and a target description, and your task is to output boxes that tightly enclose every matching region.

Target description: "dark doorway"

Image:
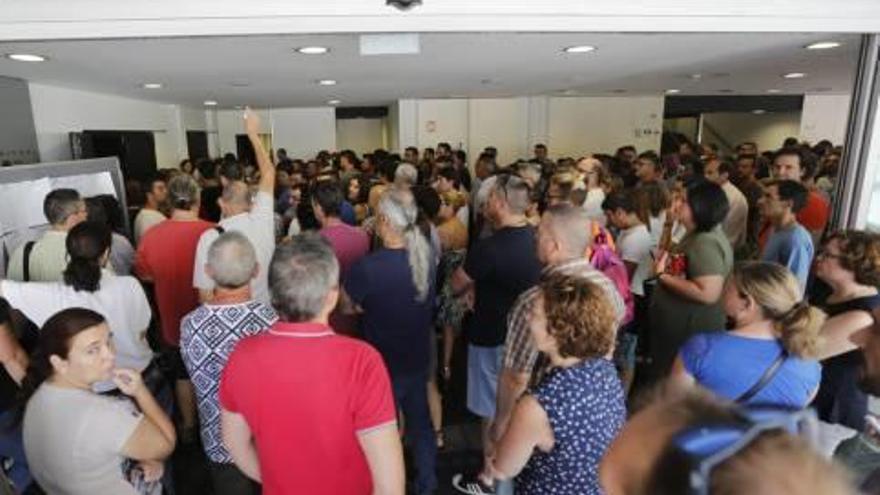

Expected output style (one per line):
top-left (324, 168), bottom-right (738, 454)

top-left (235, 134), bottom-right (255, 166)
top-left (186, 131), bottom-right (209, 161)
top-left (80, 130), bottom-right (157, 181)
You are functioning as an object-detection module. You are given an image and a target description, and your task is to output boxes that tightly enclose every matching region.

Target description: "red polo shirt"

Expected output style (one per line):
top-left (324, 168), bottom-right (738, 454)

top-left (219, 321), bottom-right (396, 495)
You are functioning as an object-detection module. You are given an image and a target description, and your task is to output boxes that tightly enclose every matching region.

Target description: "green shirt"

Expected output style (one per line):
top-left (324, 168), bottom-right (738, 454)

top-left (647, 225), bottom-right (733, 381)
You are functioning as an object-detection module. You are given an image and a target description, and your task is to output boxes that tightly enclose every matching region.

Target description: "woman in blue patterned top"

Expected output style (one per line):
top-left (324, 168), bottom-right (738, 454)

top-left (670, 261), bottom-right (825, 409)
top-left (487, 272), bottom-right (626, 495)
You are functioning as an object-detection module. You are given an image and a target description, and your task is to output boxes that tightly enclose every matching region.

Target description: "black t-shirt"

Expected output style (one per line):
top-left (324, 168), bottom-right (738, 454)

top-left (200, 186), bottom-right (222, 223)
top-left (464, 225), bottom-right (542, 347)
top-left (821, 293), bottom-right (880, 367)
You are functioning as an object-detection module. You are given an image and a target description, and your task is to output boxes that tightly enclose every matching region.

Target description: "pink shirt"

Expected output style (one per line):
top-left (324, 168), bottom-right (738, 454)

top-left (320, 223), bottom-right (370, 335)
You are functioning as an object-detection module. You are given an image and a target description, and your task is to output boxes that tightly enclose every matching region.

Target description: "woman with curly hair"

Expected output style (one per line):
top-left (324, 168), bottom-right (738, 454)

top-left (670, 261), bottom-right (825, 409)
top-left (484, 273), bottom-right (626, 495)
top-left (813, 230), bottom-right (880, 431)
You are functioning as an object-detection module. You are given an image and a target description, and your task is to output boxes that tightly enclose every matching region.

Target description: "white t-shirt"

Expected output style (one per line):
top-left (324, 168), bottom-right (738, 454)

top-left (6, 231), bottom-right (68, 282)
top-left (193, 191), bottom-right (275, 305)
top-left (721, 181), bottom-right (749, 248)
top-left (1, 271), bottom-right (154, 372)
top-left (24, 384), bottom-right (142, 495)
top-left (618, 223), bottom-right (655, 297)
top-left (133, 208), bottom-right (166, 244)
top-left (582, 188), bottom-right (607, 226)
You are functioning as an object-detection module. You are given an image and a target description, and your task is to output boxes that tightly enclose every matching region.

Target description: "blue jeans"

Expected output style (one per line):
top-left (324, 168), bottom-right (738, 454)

top-left (0, 410), bottom-right (31, 492)
top-left (392, 372), bottom-right (437, 495)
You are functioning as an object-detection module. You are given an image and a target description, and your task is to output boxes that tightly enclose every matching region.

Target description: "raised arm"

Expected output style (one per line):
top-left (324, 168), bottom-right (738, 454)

top-left (244, 107), bottom-right (275, 195)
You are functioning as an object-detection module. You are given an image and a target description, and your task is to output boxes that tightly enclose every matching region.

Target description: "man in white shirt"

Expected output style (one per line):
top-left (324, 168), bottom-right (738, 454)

top-left (601, 193), bottom-right (655, 298)
top-left (134, 172), bottom-right (168, 244)
top-left (705, 158), bottom-right (748, 249)
top-left (193, 108), bottom-right (275, 305)
top-left (6, 189), bottom-right (88, 282)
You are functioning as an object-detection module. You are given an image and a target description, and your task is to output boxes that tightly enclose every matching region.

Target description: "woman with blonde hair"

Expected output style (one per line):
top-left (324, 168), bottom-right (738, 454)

top-left (576, 156), bottom-right (611, 226)
top-left (671, 261), bottom-right (825, 408)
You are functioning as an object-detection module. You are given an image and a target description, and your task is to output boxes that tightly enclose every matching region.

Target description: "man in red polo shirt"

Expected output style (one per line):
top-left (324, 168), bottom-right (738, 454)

top-left (220, 233), bottom-right (403, 495)
top-left (769, 146), bottom-right (829, 245)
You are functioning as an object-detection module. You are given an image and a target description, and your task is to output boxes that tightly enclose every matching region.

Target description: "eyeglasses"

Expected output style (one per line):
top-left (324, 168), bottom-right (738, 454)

top-left (670, 407), bottom-right (819, 495)
top-left (816, 250), bottom-right (844, 261)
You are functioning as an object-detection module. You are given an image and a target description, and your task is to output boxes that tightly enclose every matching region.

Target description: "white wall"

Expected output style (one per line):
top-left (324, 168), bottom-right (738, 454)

top-left (336, 118), bottom-right (386, 155)
top-left (468, 98), bottom-right (529, 166)
top-left (270, 107), bottom-right (336, 158)
top-left (0, 77), bottom-right (39, 164)
top-left (701, 111), bottom-right (801, 153)
top-left (27, 82), bottom-right (195, 168)
top-left (547, 96), bottom-right (665, 157)
top-left (800, 94), bottom-right (851, 145)
top-left (415, 99), bottom-right (469, 153)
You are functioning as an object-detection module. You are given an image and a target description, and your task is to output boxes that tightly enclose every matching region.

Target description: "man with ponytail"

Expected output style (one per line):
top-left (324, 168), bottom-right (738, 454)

top-left (342, 186), bottom-right (437, 495)
top-left (670, 261), bottom-right (825, 409)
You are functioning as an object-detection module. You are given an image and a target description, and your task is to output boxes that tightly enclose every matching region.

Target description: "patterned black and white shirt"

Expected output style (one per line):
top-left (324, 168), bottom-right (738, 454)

top-left (180, 300), bottom-right (278, 463)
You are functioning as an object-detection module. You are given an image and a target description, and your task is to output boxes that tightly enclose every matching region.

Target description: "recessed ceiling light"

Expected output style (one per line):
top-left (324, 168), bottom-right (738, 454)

top-left (6, 53), bottom-right (47, 62)
top-left (767, 89), bottom-right (782, 93)
top-left (806, 41), bottom-right (841, 50)
top-left (142, 83), bottom-right (163, 89)
top-left (317, 79), bottom-right (337, 86)
top-left (690, 73), bottom-right (703, 80)
top-left (563, 45), bottom-right (596, 54)
top-left (204, 100), bottom-right (218, 106)
top-left (783, 72), bottom-right (806, 79)
top-left (665, 89), bottom-right (681, 94)
top-left (327, 99), bottom-right (341, 105)
top-left (752, 109), bottom-right (767, 115)
top-left (296, 46), bottom-right (330, 55)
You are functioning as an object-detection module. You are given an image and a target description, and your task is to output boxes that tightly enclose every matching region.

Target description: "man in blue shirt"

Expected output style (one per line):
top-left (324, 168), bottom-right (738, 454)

top-left (759, 179), bottom-right (814, 294)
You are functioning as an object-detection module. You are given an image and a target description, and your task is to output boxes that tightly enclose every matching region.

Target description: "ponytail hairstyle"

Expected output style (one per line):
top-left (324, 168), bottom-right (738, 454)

top-left (731, 262), bottom-right (826, 359)
top-left (63, 221), bottom-right (112, 292)
top-left (378, 187), bottom-right (432, 302)
top-left (17, 308), bottom-right (106, 418)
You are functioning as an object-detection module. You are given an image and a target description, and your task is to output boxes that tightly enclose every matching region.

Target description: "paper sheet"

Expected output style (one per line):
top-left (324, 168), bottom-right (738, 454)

top-left (51, 171), bottom-right (117, 199)
top-left (0, 177), bottom-right (53, 233)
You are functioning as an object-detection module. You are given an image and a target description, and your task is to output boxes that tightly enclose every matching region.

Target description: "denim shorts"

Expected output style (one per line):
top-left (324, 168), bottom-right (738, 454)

top-left (466, 344), bottom-right (503, 418)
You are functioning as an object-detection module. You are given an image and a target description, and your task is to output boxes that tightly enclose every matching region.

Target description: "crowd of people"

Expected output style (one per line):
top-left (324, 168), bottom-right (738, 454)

top-left (0, 106), bottom-right (878, 495)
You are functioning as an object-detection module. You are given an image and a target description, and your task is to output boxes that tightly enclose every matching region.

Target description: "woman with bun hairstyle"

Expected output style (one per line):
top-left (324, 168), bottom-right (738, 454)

top-left (671, 261), bottom-right (825, 409)
top-left (813, 230), bottom-right (880, 431)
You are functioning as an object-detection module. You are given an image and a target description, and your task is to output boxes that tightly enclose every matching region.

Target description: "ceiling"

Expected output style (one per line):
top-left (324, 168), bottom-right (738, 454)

top-left (0, 32), bottom-right (860, 109)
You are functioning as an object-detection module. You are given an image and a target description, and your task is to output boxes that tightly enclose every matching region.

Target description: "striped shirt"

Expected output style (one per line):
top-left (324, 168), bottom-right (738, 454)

top-left (503, 258), bottom-right (626, 386)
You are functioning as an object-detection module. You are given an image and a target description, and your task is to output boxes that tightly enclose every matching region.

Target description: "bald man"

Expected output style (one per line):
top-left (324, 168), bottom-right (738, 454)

top-left (193, 108), bottom-right (276, 305)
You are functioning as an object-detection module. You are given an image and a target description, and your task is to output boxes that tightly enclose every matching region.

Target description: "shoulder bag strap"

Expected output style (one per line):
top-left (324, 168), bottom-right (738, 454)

top-left (22, 241), bottom-right (36, 282)
top-left (735, 350), bottom-right (788, 404)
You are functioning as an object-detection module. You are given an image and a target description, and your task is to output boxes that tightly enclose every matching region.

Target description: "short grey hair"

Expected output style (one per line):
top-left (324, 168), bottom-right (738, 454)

top-left (394, 163), bottom-right (418, 187)
top-left (269, 232), bottom-right (340, 322)
top-left (207, 231), bottom-right (257, 289)
top-left (168, 174), bottom-right (201, 210)
top-left (543, 204), bottom-right (593, 258)
top-left (221, 181), bottom-right (253, 209)
top-left (43, 188), bottom-right (83, 225)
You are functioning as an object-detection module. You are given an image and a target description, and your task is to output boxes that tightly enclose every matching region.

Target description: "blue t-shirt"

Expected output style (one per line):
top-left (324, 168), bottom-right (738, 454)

top-left (681, 332), bottom-right (820, 409)
top-left (345, 248), bottom-right (435, 378)
top-left (761, 223), bottom-right (814, 294)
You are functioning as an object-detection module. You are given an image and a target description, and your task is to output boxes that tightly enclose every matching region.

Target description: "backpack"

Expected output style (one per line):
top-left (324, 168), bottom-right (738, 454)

top-left (589, 223), bottom-right (635, 325)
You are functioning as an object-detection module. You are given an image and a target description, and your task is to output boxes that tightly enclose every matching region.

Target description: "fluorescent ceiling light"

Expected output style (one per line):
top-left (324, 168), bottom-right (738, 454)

top-left (318, 79), bottom-right (337, 86)
top-left (142, 83), bottom-right (163, 89)
top-left (783, 72), bottom-right (806, 79)
top-left (665, 89), bottom-right (681, 94)
top-left (204, 100), bottom-right (218, 106)
top-left (327, 99), bottom-right (341, 105)
top-left (689, 73), bottom-right (703, 80)
top-left (806, 41), bottom-right (841, 50)
top-left (563, 45), bottom-right (596, 54)
top-left (766, 89), bottom-right (782, 93)
top-left (296, 46), bottom-right (329, 55)
top-left (752, 109), bottom-right (767, 114)
top-left (6, 53), bottom-right (47, 62)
